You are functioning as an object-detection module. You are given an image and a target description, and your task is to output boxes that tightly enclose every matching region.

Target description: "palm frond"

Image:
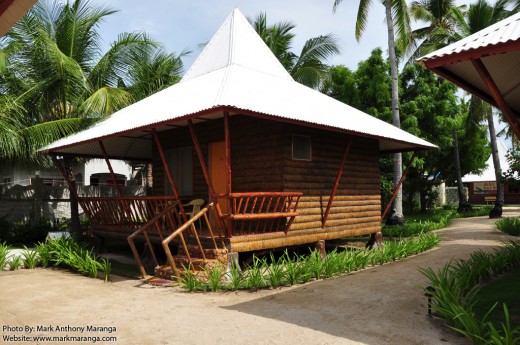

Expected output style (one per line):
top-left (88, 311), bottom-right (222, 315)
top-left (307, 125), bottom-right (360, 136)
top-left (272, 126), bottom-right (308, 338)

top-left (78, 86), bottom-right (133, 116)
top-left (356, 0), bottom-right (374, 41)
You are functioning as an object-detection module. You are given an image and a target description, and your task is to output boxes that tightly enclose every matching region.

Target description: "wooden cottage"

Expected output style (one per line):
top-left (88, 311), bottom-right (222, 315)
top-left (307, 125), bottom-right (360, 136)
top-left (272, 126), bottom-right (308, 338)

top-left (40, 9), bottom-right (435, 278)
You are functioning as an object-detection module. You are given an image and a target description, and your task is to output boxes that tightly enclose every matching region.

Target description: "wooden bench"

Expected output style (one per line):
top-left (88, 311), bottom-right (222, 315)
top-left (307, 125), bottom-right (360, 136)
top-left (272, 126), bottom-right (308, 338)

top-left (484, 196), bottom-right (496, 204)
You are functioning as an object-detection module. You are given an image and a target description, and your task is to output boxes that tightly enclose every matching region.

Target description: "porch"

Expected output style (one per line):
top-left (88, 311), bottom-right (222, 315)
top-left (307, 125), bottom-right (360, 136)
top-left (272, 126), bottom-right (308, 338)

top-left (78, 192), bottom-right (303, 278)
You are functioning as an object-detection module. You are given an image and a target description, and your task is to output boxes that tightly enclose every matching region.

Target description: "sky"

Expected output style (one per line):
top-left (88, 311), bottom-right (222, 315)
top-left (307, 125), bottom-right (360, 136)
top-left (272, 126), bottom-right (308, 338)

top-left (90, 0), bottom-right (401, 72)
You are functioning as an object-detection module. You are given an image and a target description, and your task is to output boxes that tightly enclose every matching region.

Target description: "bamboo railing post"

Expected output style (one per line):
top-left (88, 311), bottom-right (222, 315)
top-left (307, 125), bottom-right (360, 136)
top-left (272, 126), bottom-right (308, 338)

top-left (381, 151), bottom-right (417, 221)
top-left (323, 137), bottom-right (352, 228)
top-left (151, 129), bottom-right (187, 223)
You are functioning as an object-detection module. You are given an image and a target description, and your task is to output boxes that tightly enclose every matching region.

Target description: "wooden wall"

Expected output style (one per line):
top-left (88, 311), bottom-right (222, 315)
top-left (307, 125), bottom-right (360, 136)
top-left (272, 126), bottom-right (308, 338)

top-left (281, 124), bottom-right (381, 240)
top-left (153, 114), bottom-right (382, 250)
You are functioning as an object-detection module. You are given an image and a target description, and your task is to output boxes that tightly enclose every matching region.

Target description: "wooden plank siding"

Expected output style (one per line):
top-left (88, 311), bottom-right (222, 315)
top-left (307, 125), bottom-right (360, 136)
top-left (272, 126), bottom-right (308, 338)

top-left (280, 124), bottom-right (381, 248)
top-left (153, 115), bottom-right (382, 252)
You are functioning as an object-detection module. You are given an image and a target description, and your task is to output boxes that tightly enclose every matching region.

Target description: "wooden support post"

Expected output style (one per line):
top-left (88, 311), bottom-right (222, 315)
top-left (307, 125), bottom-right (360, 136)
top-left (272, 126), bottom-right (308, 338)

top-left (381, 151), bottom-right (417, 221)
top-left (224, 112), bottom-right (232, 231)
top-left (322, 136), bottom-right (352, 228)
top-left (151, 129), bottom-right (187, 222)
top-left (98, 141), bottom-right (123, 197)
top-left (471, 58), bottom-right (520, 139)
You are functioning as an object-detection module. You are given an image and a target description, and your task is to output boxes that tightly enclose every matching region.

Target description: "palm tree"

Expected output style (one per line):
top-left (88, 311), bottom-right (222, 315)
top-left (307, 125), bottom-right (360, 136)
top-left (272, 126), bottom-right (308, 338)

top-left (250, 12), bottom-right (341, 89)
top-left (333, 0), bottom-right (411, 224)
top-left (407, 0), bottom-right (467, 63)
top-left (0, 0), bottom-right (185, 233)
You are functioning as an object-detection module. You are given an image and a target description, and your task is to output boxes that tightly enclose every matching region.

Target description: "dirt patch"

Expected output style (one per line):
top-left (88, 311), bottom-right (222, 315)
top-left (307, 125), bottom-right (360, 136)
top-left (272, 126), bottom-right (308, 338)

top-left (1, 208), bottom-right (518, 345)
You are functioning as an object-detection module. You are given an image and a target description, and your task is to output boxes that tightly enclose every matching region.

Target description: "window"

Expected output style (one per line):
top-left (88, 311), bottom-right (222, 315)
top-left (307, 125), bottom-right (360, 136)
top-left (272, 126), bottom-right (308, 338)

top-left (292, 135), bottom-right (312, 161)
top-left (165, 146), bottom-right (193, 196)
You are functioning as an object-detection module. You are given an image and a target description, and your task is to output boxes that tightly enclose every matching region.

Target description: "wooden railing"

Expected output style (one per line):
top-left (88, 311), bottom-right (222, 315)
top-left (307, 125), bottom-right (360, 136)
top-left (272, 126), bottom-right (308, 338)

top-left (78, 196), bottom-right (180, 232)
top-left (127, 201), bottom-right (225, 278)
top-left (219, 192), bottom-right (302, 237)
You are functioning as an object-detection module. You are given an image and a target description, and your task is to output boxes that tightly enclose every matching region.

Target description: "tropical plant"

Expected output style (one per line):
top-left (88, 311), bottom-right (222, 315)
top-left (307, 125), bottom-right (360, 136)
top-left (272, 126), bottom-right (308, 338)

top-left (0, 242), bottom-right (12, 270)
top-left (9, 256), bottom-right (22, 270)
top-left (250, 12), bottom-right (341, 89)
top-left (333, 0), bottom-right (411, 224)
top-left (22, 246), bottom-right (40, 268)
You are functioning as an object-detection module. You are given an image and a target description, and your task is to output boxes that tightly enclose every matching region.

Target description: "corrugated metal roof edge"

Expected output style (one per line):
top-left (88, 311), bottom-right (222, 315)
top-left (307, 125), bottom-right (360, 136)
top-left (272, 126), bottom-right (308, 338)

top-left (417, 12), bottom-right (520, 64)
top-left (39, 105), bottom-right (437, 157)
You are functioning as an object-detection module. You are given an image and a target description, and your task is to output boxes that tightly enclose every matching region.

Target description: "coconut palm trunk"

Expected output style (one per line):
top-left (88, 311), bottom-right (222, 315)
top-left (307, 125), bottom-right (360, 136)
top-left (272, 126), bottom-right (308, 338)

top-left (487, 109), bottom-right (504, 217)
top-left (385, 0), bottom-right (405, 224)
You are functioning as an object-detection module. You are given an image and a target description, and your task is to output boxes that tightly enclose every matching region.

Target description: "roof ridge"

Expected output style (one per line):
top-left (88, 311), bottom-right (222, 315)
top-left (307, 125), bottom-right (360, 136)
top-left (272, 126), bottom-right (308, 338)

top-left (181, 8), bottom-right (292, 82)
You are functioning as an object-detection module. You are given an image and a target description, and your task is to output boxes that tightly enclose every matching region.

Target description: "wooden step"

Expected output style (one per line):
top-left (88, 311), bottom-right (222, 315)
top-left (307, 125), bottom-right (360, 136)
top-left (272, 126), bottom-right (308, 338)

top-left (154, 256), bottom-right (226, 280)
top-left (177, 245), bottom-right (228, 261)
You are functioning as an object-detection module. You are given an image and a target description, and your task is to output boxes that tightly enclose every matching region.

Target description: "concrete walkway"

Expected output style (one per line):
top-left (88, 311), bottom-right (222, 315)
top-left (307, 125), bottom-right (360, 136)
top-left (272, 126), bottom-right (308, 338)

top-left (0, 208), bottom-right (518, 345)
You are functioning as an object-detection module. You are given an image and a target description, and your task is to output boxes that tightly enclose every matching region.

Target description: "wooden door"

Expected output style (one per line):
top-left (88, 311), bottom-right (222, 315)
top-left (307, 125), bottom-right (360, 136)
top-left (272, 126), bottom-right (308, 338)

top-left (209, 141), bottom-right (228, 227)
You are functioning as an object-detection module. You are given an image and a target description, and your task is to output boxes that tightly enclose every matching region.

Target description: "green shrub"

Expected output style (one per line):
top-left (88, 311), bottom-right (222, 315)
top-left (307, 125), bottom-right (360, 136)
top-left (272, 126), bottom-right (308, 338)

top-left (496, 217), bottom-right (520, 236)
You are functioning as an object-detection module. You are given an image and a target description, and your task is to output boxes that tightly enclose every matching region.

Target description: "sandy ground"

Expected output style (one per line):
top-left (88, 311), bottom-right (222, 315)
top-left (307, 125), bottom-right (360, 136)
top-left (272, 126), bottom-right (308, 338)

top-left (1, 208), bottom-right (519, 345)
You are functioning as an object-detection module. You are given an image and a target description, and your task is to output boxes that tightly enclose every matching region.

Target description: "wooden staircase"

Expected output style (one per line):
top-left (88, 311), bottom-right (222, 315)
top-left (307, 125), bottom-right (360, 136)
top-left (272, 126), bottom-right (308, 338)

top-left (153, 245), bottom-right (228, 281)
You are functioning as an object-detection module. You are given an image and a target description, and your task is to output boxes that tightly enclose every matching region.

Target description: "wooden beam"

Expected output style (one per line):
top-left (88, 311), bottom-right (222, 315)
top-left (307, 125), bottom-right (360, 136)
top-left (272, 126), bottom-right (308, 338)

top-left (151, 129), bottom-right (187, 222)
top-left (471, 58), bottom-right (520, 139)
top-left (322, 136), bottom-right (352, 228)
top-left (98, 141), bottom-right (123, 197)
top-left (381, 151), bottom-right (417, 221)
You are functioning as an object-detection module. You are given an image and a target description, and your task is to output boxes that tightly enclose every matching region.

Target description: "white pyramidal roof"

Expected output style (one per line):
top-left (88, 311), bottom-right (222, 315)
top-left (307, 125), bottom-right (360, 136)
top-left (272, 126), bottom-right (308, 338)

top-left (41, 9), bottom-right (435, 160)
top-left (462, 140), bottom-right (510, 183)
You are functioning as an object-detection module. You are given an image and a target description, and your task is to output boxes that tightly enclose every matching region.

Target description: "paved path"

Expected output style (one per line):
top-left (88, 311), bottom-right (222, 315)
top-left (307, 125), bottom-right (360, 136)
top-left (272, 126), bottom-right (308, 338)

top-left (1, 208), bottom-right (518, 345)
